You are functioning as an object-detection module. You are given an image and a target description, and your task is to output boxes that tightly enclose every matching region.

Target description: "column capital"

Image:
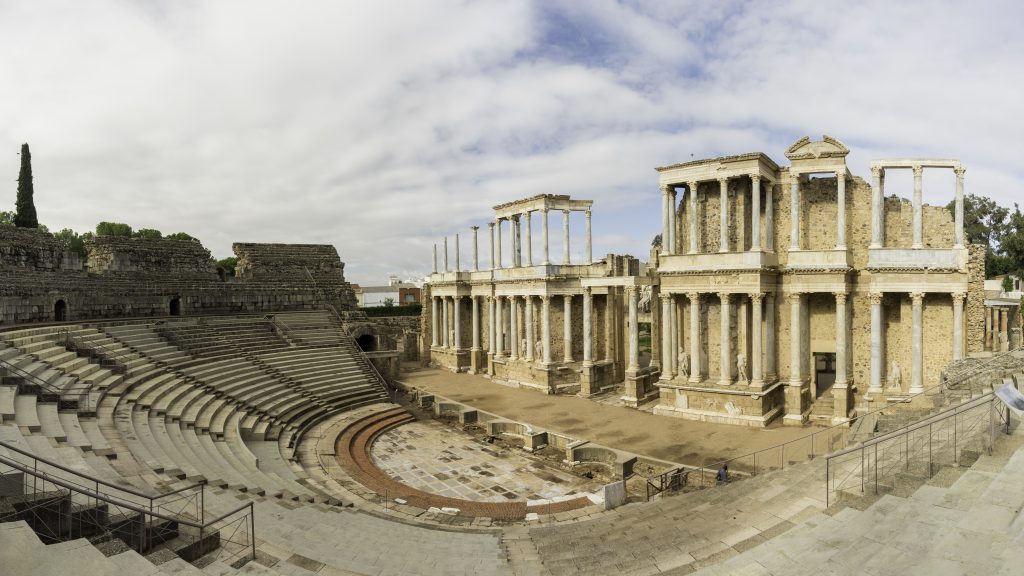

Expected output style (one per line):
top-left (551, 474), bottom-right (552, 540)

top-left (471, 225), bottom-right (479, 231)
top-left (717, 291), bottom-right (731, 302)
top-left (661, 184), bottom-right (672, 195)
top-left (688, 180), bottom-right (699, 191)
top-left (952, 292), bottom-right (967, 304)
top-left (835, 170), bottom-right (846, 182)
top-left (912, 165), bottom-right (923, 177)
top-left (910, 291), bottom-right (925, 303)
top-left (718, 177), bottom-right (729, 187)
top-left (541, 295), bottom-right (551, 303)
top-left (488, 221), bottom-right (495, 229)
top-left (585, 209), bottom-right (591, 218)
top-left (625, 286), bottom-right (636, 296)
top-left (583, 286), bottom-right (592, 295)
top-left (686, 291), bottom-right (701, 302)
top-left (954, 167), bottom-right (966, 178)
top-left (562, 208), bottom-right (570, 216)
top-left (750, 292), bottom-right (765, 303)
top-left (786, 292), bottom-right (803, 303)
top-left (868, 292), bottom-right (884, 305)
top-left (750, 174), bottom-right (761, 184)
top-left (871, 166), bottom-right (882, 179)
top-left (833, 291), bottom-right (848, 304)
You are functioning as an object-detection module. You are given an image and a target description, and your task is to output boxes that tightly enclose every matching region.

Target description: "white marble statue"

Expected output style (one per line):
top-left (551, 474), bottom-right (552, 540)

top-left (535, 339), bottom-right (544, 359)
top-left (888, 361), bottom-right (902, 392)
top-left (521, 338), bottom-right (528, 357)
top-left (736, 353), bottom-right (748, 383)
top-left (678, 351), bottom-right (690, 378)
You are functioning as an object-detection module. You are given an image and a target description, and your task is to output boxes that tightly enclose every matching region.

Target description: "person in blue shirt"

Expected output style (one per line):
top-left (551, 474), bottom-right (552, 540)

top-left (716, 464), bottom-right (729, 483)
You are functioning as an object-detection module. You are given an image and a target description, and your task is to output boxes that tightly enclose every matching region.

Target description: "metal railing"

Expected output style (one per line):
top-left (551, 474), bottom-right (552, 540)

top-left (0, 356), bottom-right (77, 408)
top-left (59, 328), bottom-right (133, 374)
top-left (825, 392), bottom-right (1004, 506)
top-left (944, 349), bottom-right (1023, 389)
top-left (0, 437), bottom-right (255, 563)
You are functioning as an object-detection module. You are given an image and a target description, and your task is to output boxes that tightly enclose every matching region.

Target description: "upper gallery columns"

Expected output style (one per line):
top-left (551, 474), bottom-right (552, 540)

top-left (787, 167), bottom-right (848, 251)
top-left (868, 159), bottom-right (966, 250)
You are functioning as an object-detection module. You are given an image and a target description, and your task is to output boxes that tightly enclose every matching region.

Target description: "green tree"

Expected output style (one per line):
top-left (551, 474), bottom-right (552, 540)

top-left (383, 297), bottom-right (395, 307)
top-left (0, 211), bottom-right (13, 226)
top-left (651, 233), bottom-right (662, 249)
top-left (950, 194), bottom-right (1012, 277)
top-left (53, 228), bottom-right (88, 258)
top-left (1003, 276), bottom-right (1015, 294)
top-left (999, 205), bottom-right (1024, 277)
top-left (95, 221), bottom-right (133, 237)
top-left (216, 256), bottom-right (238, 276)
top-left (14, 143), bottom-right (38, 228)
top-left (165, 232), bottom-right (196, 241)
top-left (133, 228), bottom-right (162, 239)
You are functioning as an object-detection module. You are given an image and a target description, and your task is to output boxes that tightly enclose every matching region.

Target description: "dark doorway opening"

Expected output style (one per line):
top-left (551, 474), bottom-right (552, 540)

top-left (169, 297), bottom-right (182, 316)
top-left (356, 334), bottom-right (376, 352)
top-left (54, 300), bottom-right (67, 322)
top-left (814, 352), bottom-right (836, 398)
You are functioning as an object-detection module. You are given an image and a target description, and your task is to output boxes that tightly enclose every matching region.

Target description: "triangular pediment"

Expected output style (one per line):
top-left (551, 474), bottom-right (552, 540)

top-left (785, 134), bottom-right (850, 160)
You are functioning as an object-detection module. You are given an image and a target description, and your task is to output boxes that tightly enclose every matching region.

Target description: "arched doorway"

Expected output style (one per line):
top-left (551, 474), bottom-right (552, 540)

top-left (356, 334), bottom-right (377, 352)
top-left (54, 300), bottom-right (67, 322)
top-left (169, 297), bottom-right (182, 316)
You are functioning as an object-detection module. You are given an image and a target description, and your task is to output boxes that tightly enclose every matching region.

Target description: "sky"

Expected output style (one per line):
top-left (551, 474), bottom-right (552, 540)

top-left (2, 0), bottom-right (1022, 286)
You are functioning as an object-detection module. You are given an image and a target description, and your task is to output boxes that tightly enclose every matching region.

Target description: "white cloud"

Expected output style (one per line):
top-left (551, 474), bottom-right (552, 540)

top-left (0, 0), bottom-right (1021, 285)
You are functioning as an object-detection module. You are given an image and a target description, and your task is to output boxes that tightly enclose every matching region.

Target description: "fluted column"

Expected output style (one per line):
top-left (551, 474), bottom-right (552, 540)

top-left (525, 296), bottom-right (534, 361)
top-left (495, 296), bottom-right (504, 357)
top-left (719, 293), bottom-right (732, 385)
top-left (627, 288), bottom-right (639, 371)
top-left (442, 297), bottom-right (450, 347)
top-left (870, 166), bottom-right (885, 248)
top-left (487, 296), bottom-right (496, 356)
top-left (583, 288), bottom-right (593, 367)
top-left (542, 209), bottom-right (550, 265)
top-left (563, 295), bottom-right (573, 362)
top-left (688, 182), bottom-right (698, 254)
top-left (836, 171), bottom-right (847, 249)
top-left (954, 167), bottom-right (966, 248)
top-left (524, 211), bottom-right (533, 266)
top-left (472, 226), bottom-right (479, 271)
top-left (1000, 308), bottom-right (1009, 351)
top-left (913, 166), bottom-right (923, 249)
top-left (750, 175), bottom-right (762, 251)
top-left (985, 307), bottom-right (993, 350)
top-left (432, 244), bottom-right (438, 274)
top-left (660, 294), bottom-right (671, 381)
top-left (668, 188), bottom-right (677, 255)
top-left (952, 292), bottom-right (965, 361)
top-left (541, 295), bottom-right (551, 363)
top-left (453, 296), bottom-right (462, 349)
top-left (719, 178), bottom-right (729, 253)
top-left (455, 234), bottom-right (460, 271)
top-left (788, 292), bottom-right (803, 386)
top-left (431, 296), bottom-right (439, 347)
top-left (910, 292), bottom-right (924, 393)
top-left (495, 220), bottom-right (503, 269)
top-left (688, 292), bottom-right (701, 383)
top-left (834, 292), bottom-right (848, 388)
top-left (765, 293), bottom-right (776, 380)
top-left (562, 210), bottom-right (571, 265)
top-left (509, 215), bottom-right (518, 267)
top-left (669, 297), bottom-right (678, 377)
top-left (488, 223), bottom-right (495, 270)
top-left (765, 183), bottom-right (775, 252)
top-left (444, 236), bottom-right (450, 271)
top-left (869, 292), bottom-right (884, 394)
top-left (661, 186), bottom-right (670, 256)
top-left (789, 176), bottom-right (800, 250)
top-left (750, 293), bottom-right (764, 387)
top-left (509, 297), bottom-right (518, 360)
top-left (584, 210), bottom-right (592, 263)
top-left (471, 296), bottom-right (480, 351)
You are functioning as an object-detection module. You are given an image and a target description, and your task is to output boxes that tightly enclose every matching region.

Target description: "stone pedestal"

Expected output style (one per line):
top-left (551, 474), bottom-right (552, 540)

top-left (783, 383), bottom-right (809, 426)
top-left (579, 364), bottom-right (598, 397)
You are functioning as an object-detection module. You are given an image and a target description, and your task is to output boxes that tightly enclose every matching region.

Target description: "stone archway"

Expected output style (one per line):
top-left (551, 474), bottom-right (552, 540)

top-left (169, 297), bottom-right (182, 316)
top-left (54, 299), bottom-right (67, 322)
top-left (356, 334), bottom-right (377, 352)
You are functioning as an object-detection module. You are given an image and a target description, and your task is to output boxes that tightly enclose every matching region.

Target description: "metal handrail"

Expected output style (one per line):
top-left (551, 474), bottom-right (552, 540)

top-left (0, 356), bottom-right (69, 402)
top-left (59, 328), bottom-right (135, 373)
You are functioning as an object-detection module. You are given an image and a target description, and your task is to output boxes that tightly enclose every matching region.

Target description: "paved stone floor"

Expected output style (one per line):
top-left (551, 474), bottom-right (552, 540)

top-left (371, 418), bottom-right (604, 502)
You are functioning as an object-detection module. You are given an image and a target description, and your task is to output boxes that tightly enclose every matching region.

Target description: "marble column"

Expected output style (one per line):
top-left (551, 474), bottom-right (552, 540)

top-left (789, 177), bottom-right (800, 250)
top-left (542, 209), bottom-right (550, 265)
top-left (471, 226), bottom-right (479, 271)
top-left (495, 220), bottom-right (503, 269)
top-left (444, 236), bottom-right (449, 271)
top-left (719, 293), bottom-right (732, 385)
top-left (442, 297), bottom-right (450, 348)
top-left (688, 182), bottom-right (698, 254)
top-left (454, 234), bottom-right (460, 271)
top-left (836, 171), bottom-right (847, 249)
top-left (1000, 307), bottom-right (1009, 351)
top-left (509, 297), bottom-right (519, 360)
top-left (542, 296), bottom-right (552, 363)
top-left (431, 296), bottom-right (439, 347)
top-left (660, 294), bottom-right (671, 381)
top-left (910, 292), bottom-right (924, 393)
top-left (509, 215), bottom-right (518, 267)
top-left (869, 292), bottom-right (884, 394)
top-left (952, 292), bottom-right (965, 361)
top-left (524, 211), bottom-right (533, 266)
top-left (985, 307), bottom-right (993, 350)
top-left (488, 297), bottom-right (496, 356)
top-left (471, 296), bottom-right (480, 351)
top-left (562, 210), bottom-right (571, 265)
top-left (870, 167), bottom-right (885, 248)
top-left (954, 167), bottom-right (966, 248)
top-left (563, 295), bottom-right (573, 362)
top-left (525, 296), bottom-right (534, 361)
top-left (765, 293), bottom-right (777, 381)
top-left (719, 178), bottom-right (729, 253)
top-left (765, 183), bottom-right (775, 252)
top-left (583, 288), bottom-right (593, 367)
top-left (453, 296), bottom-right (462, 349)
top-left (750, 175), bottom-right (762, 251)
top-left (789, 293), bottom-right (803, 386)
top-left (584, 210), bottom-right (592, 263)
top-left (432, 244), bottom-right (437, 274)
top-left (669, 297), bottom-right (678, 378)
top-left (488, 222), bottom-right (495, 270)
top-left (495, 296), bottom-right (504, 357)
top-left (669, 188), bottom-right (677, 255)
top-left (688, 293), bottom-right (701, 383)
top-left (750, 293), bottom-right (764, 388)
top-left (627, 288), bottom-right (639, 371)
top-left (834, 292), bottom-right (848, 387)
top-left (661, 186), bottom-right (670, 256)
top-left (912, 166), bottom-right (924, 249)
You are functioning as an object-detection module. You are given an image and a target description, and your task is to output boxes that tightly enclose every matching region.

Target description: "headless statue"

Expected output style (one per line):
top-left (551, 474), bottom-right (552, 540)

top-left (736, 353), bottom-right (748, 383)
top-left (888, 361), bottom-right (902, 392)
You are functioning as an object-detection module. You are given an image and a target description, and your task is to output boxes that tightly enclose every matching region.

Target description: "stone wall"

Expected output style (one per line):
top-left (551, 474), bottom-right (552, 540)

top-left (966, 243), bottom-right (986, 355)
top-left (367, 315), bottom-right (421, 361)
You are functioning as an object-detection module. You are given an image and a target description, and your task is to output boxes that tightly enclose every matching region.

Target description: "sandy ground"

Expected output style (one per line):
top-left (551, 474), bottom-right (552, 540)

top-left (397, 363), bottom-right (829, 468)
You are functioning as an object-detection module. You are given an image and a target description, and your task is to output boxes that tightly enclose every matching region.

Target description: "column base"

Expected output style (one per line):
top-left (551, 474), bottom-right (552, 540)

top-left (748, 378), bottom-right (765, 390)
top-left (718, 379), bottom-right (733, 387)
top-left (908, 386), bottom-right (924, 395)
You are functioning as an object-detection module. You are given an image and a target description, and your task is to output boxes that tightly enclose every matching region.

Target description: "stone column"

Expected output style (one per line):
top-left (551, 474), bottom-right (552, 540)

top-left (496, 220), bottom-right (503, 269)
top-left (750, 175), bottom-right (762, 251)
top-left (788, 293), bottom-right (803, 386)
top-left (524, 211), bottom-right (533, 266)
top-left (525, 296), bottom-right (534, 361)
top-left (750, 293), bottom-right (764, 388)
top-left (583, 288), bottom-right (593, 366)
top-left (789, 177), bottom-right (800, 250)
top-left (509, 215), bottom-right (518, 267)
top-left (985, 307), bottom-right (993, 350)
top-left (453, 296), bottom-right (462, 349)
top-left (488, 296), bottom-right (496, 356)
top-left (870, 166), bottom-right (883, 248)
top-left (661, 186), bottom-right (670, 256)
top-left (719, 178), bottom-right (729, 253)
top-left (669, 297), bottom-right (678, 378)
top-left (472, 226), bottom-right (479, 271)
top-left (542, 296), bottom-right (552, 364)
top-left (913, 166), bottom-right (924, 249)
top-left (910, 292), bottom-right (924, 393)
top-left (836, 171), bottom-right (847, 249)
top-left (626, 287), bottom-right (639, 371)
top-left (542, 209), bottom-right (550, 265)
top-left (495, 296), bottom-right (504, 357)
top-left (954, 167), bottom-right (966, 248)
top-left (869, 292), bottom-right (884, 394)
top-left (688, 182), bottom-right (698, 254)
top-left (432, 244), bottom-right (438, 274)
top-left (660, 294), bottom-right (672, 381)
top-left (765, 293), bottom-right (776, 381)
top-left (509, 297), bottom-right (519, 360)
top-left (442, 297), bottom-right (450, 347)
top-left (562, 209), bottom-right (571, 265)
top-left (444, 236), bottom-right (450, 271)
top-left (488, 222), bottom-right (495, 270)
top-left (563, 295), bottom-right (573, 362)
top-left (584, 210), bottom-right (592, 263)
top-left (455, 234), bottom-right (460, 271)
top-left (431, 296), bottom-right (439, 347)
top-left (688, 293), bottom-right (701, 383)
top-left (669, 188), bottom-right (677, 255)
top-left (834, 292), bottom-right (848, 388)
top-left (471, 296), bottom-right (480, 351)
top-left (765, 182), bottom-right (775, 252)
top-left (719, 293), bottom-right (732, 385)
top-left (952, 292), bottom-right (965, 361)
top-left (1000, 307), bottom-right (1009, 352)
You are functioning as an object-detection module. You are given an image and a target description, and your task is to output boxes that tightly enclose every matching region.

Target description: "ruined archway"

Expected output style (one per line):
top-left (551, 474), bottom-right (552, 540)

top-left (356, 334), bottom-right (377, 352)
top-left (169, 297), bottom-right (182, 316)
top-left (54, 300), bottom-right (67, 322)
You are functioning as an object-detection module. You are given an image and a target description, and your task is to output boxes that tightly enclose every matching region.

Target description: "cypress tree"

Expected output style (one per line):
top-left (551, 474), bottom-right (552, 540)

top-left (14, 143), bottom-right (38, 228)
